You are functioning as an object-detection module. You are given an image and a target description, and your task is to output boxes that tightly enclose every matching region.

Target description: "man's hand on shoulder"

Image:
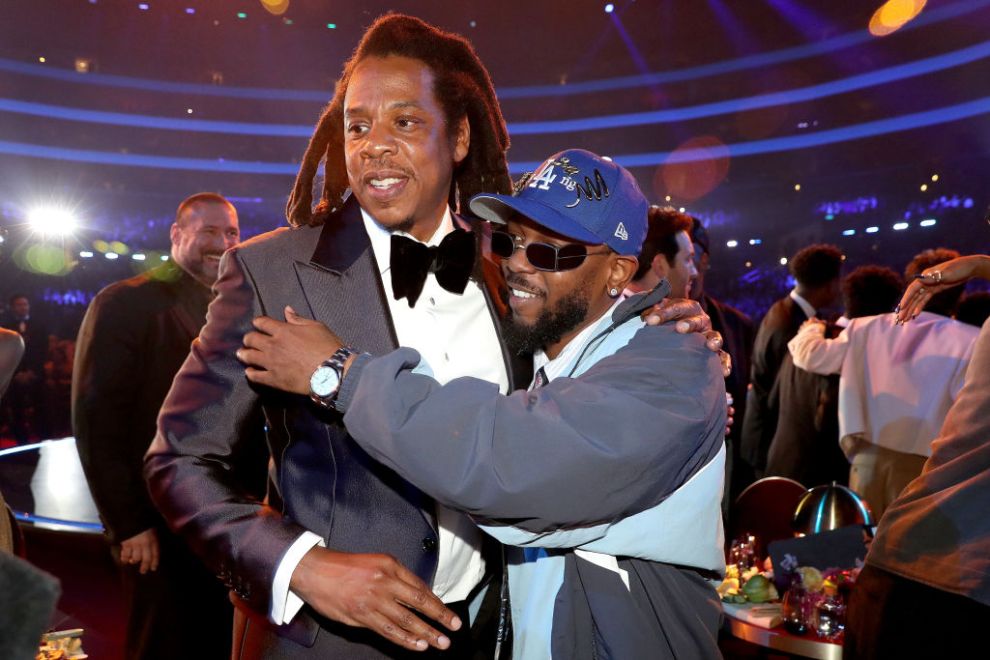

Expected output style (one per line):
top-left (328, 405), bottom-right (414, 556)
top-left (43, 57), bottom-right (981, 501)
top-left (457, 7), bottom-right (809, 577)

top-left (119, 528), bottom-right (160, 574)
top-left (290, 547), bottom-right (461, 652)
top-left (237, 306), bottom-right (344, 395)
top-left (798, 317), bottom-right (827, 334)
top-left (642, 297), bottom-right (731, 377)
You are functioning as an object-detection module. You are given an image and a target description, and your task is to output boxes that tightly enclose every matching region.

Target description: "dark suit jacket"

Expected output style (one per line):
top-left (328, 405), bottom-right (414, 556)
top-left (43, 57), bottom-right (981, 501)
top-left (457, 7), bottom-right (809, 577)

top-left (145, 198), bottom-right (527, 658)
top-left (765, 352), bottom-right (846, 489)
top-left (72, 261), bottom-right (217, 543)
top-left (739, 295), bottom-right (808, 478)
top-left (700, 294), bottom-right (755, 506)
top-left (1, 314), bottom-right (48, 375)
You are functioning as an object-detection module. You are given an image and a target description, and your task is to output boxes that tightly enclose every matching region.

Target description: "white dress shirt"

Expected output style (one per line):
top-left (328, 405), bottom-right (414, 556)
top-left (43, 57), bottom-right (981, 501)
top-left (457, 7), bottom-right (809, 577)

top-left (788, 289), bottom-right (817, 320)
top-left (788, 311), bottom-right (978, 458)
top-left (271, 207), bottom-right (508, 624)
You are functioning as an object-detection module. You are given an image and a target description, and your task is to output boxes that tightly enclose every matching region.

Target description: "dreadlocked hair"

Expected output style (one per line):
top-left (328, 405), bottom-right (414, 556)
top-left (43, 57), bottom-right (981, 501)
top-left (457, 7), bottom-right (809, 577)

top-left (286, 13), bottom-right (512, 227)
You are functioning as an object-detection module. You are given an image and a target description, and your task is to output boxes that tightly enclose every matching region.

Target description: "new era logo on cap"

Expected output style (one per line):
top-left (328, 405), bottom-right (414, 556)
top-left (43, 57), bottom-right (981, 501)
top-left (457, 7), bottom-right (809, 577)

top-left (469, 148), bottom-right (648, 256)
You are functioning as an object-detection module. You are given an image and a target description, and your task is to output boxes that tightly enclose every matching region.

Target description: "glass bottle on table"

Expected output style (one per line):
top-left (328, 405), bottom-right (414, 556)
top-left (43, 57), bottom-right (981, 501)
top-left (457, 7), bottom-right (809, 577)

top-left (813, 583), bottom-right (846, 641)
top-left (781, 579), bottom-right (808, 635)
top-left (728, 533), bottom-right (757, 572)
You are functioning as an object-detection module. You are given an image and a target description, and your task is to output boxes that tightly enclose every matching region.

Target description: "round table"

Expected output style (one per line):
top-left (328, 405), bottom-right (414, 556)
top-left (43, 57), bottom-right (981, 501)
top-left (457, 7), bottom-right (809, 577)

top-left (723, 603), bottom-right (841, 660)
top-left (0, 437), bottom-right (103, 534)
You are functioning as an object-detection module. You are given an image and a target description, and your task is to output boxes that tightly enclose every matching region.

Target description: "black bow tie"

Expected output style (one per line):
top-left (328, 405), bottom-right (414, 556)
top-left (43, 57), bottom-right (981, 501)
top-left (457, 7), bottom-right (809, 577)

top-left (390, 229), bottom-right (475, 307)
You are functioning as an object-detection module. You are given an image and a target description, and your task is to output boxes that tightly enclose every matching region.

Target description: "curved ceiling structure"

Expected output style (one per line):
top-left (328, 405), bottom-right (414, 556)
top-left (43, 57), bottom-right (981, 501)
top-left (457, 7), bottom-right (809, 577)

top-left (0, 0), bottom-right (987, 269)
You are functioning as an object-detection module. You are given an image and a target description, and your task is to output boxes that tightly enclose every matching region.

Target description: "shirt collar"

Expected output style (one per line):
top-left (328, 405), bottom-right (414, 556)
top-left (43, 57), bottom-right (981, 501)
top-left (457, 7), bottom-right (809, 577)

top-left (789, 288), bottom-right (817, 319)
top-left (360, 207), bottom-right (455, 276)
top-left (533, 298), bottom-right (622, 380)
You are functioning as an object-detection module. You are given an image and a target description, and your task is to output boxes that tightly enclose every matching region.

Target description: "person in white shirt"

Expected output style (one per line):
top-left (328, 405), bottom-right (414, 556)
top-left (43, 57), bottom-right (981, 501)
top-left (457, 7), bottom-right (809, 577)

top-left (788, 248), bottom-right (978, 518)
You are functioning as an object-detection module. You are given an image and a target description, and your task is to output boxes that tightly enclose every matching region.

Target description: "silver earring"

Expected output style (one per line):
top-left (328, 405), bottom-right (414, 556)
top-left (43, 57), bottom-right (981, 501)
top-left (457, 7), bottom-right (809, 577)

top-left (609, 287), bottom-right (619, 297)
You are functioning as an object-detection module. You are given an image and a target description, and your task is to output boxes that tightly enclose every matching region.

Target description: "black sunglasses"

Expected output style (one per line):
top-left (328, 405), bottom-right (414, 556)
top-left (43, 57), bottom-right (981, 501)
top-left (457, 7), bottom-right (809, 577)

top-left (491, 230), bottom-right (608, 272)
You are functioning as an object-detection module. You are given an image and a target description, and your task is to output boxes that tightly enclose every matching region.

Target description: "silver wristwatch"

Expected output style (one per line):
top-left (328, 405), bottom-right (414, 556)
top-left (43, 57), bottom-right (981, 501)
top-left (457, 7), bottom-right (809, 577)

top-left (309, 346), bottom-right (356, 409)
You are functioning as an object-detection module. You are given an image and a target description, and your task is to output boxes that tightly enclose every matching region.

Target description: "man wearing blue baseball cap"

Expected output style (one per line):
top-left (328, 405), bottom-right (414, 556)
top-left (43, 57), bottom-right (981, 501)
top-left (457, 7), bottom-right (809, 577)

top-left (239, 149), bottom-right (728, 658)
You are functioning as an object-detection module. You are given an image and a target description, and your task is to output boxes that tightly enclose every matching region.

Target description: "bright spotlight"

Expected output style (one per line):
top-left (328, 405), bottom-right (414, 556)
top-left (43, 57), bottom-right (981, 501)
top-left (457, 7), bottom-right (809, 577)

top-left (779, 257), bottom-right (788, 265)
top-left (726, 240), bottom-right (738, 248)
top-left (105, 252), bottom-right (119, 260)
top-left (893, 222), bottom-right (909, 231)
top-left (132, 253), bottom-right (146, 261)
top-left (920, 218), bottom-right (937, 227)
top-left (842, 229), bottom-right (856, 236)
top-left (605, 3), bottom-right (615, 13)
top-left (865, 226), bottom-right (880, 234)
top-left (28, 206), bottom-right (79, 236)
top-left (79, 251), bottom-right (94, 258)
top-left (869, 0), bottom-right (926, 37)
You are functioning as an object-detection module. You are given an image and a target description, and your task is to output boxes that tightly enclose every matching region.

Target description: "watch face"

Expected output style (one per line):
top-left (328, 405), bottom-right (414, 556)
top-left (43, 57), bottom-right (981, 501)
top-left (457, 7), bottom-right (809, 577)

top-left (310, 365), bottom-right (341, 398)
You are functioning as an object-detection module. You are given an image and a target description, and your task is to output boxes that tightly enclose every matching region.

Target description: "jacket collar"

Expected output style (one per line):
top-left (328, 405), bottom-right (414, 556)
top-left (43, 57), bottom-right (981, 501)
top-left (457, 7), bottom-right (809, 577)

top-left (308, 196), bottom-right (371, 274)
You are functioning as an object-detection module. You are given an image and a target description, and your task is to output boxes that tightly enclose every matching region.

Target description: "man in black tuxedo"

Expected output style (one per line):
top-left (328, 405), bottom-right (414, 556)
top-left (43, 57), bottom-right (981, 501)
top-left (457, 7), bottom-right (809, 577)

top-left (73, 192), bottom-right (250, 659)
top-left (146, 16), bottom-right (521, 659)
top-left (739, 243), bottom-right (843, 483)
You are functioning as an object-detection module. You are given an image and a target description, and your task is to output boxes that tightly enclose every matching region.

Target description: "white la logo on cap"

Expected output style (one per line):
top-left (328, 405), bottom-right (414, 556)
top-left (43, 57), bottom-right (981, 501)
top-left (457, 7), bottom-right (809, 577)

top-left (614, 222), bottom-right (629, 241)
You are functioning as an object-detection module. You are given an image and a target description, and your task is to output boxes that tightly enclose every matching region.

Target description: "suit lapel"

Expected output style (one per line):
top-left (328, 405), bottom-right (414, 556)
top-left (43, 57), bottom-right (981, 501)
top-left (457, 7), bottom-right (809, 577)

top-left (293, 199), bottom-right (436, 530)
top-left (292, 199), bottom-right (398, 356)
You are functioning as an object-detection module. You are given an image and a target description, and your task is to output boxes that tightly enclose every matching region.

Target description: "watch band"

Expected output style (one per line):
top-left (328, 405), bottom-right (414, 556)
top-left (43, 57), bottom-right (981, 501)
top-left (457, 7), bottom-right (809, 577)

top-left (310, 346), bottom-right (356, 409)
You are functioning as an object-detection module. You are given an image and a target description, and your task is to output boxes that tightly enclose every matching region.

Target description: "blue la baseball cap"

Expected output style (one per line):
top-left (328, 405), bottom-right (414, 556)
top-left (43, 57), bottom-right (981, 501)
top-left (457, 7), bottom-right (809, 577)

top-left (469, 149), bottom-right (648, 256)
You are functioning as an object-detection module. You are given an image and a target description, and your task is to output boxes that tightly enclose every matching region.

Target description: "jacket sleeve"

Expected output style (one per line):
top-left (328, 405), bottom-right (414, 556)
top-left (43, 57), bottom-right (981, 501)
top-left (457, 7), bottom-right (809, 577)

top-left (72, 288), bottom-right (160, 543)
top-left (339, 324), bottom-right (726, 532)
top-left (144, 249), bottom-right (304, 613)
top-left (789, 321), bottom-right (850, 375)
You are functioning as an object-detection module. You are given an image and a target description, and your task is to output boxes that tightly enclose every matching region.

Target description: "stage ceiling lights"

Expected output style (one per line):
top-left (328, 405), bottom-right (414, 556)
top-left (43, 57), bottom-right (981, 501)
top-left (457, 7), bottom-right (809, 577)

top-left (260, 0), bottom-right (290, 16)
top-left (870, 0), bottom-right (927, 37)
top-left (27, 206), bottom-right (78, 237)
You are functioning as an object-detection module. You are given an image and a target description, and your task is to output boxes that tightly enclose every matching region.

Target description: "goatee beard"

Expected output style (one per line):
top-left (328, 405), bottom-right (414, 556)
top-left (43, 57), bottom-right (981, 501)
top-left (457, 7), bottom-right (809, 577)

top-left (391, 216), bottom-right (418, 235)
top-left (502, 288), bottom-right (589, 356)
